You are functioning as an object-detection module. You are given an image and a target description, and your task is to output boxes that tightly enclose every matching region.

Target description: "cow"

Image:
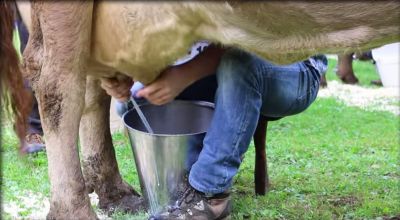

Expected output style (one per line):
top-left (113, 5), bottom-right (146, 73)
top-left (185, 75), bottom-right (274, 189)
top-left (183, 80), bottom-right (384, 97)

top-left (3, 1), bottom-right (400, 219)
top-left (0, 1), bottom-right (31, 149)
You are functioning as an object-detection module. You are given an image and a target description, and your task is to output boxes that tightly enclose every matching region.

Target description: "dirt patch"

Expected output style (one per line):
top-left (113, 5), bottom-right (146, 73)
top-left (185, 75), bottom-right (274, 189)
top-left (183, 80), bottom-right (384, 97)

top-left (327, 195), bottom-right (359, 207)
top-left (2, 191), bottom-right (49, 219)
top-left (2, 191), bottom-right (111, 220)
top-left (318, 81), bottom-right (399, 115)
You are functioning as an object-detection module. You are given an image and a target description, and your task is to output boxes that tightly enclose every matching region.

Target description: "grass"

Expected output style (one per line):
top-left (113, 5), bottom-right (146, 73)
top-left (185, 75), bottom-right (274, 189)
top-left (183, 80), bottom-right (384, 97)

top-left (1, 59), bottom-right (399, 219)
top-left (232, 98), bottom-right (399, 219)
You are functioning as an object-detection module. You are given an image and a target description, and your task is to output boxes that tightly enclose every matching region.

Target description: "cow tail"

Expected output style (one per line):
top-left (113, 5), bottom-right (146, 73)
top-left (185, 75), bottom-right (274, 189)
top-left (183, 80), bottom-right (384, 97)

top-left (0, 0), bottom-right (32, 151)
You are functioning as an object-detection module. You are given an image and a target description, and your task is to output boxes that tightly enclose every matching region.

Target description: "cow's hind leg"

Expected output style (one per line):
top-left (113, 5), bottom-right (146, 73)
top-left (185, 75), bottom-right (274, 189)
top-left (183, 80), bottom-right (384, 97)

top-left (80, 76), bottom-right (146, 214)
top-left (24, 2), bottom-right (97, 219)
top-left (337, 53), bottom-right (359, 84)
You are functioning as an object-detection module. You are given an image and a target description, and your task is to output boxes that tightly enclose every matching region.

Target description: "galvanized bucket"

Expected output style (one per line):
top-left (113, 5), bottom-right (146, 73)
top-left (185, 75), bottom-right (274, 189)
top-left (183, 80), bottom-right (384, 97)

top-left (123, 100), bottom-right (214, 214)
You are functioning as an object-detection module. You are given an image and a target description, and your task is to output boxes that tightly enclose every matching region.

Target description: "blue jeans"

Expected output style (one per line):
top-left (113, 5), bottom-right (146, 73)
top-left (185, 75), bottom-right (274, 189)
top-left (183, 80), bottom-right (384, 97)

top-left (189, 49), bottom-right (326, 194)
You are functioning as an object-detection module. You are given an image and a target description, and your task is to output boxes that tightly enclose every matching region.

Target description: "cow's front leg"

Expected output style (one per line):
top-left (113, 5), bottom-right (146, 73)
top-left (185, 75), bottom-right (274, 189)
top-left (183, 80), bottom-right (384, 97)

top-left (26, 2), bottom-right (97, 219)
top-left (337, 53), bottom-right (359, 84)
top-left (80, 76), bottom-right (146, 214)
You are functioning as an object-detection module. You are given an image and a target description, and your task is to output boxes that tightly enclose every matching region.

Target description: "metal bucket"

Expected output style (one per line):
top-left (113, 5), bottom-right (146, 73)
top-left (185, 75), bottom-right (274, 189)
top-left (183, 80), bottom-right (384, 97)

top-left (123, 100), bottom-right (214, 214)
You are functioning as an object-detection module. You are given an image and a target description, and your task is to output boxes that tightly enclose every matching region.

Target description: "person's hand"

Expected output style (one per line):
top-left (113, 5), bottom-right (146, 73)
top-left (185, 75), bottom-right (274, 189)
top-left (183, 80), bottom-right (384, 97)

top-left (136, 66), bottom-right (192, 105)
top-left (136, 44), bottom-right (225, 105)
top-left (100, 75), bottom-right (134, 102)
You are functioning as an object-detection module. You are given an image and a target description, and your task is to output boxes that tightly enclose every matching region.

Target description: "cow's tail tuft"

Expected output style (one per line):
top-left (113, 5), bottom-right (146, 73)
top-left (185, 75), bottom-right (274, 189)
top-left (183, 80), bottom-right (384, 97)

top-left (0, 0), bottom-right (32, 151)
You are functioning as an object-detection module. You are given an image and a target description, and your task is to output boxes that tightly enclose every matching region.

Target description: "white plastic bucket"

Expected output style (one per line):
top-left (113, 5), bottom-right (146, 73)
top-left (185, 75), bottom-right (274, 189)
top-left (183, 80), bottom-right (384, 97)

top-left (372, 42), bottom-right (400, 87)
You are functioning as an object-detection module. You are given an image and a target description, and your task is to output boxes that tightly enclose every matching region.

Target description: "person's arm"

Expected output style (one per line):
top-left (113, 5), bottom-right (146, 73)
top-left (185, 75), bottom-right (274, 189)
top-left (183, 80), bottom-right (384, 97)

top-left (136, 44), bottom-right (227, 105)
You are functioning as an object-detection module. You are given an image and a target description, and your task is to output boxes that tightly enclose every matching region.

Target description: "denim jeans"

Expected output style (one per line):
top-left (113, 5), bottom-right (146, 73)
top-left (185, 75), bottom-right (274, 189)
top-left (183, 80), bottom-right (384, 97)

top-left (189, 49), bottom-right (327, 194)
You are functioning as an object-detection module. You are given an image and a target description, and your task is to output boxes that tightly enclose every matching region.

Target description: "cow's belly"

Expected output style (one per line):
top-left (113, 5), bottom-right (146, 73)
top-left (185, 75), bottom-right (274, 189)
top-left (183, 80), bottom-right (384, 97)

top-left (89, 1), bottom-right (400, 83)
top-left (91, 2), bottom-right (215, 84)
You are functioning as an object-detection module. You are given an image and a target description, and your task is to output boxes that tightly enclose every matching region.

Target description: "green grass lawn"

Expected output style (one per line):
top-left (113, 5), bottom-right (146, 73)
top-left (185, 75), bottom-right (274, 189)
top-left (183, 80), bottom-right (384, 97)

top-left (1, 59), bottom-right (399, 219)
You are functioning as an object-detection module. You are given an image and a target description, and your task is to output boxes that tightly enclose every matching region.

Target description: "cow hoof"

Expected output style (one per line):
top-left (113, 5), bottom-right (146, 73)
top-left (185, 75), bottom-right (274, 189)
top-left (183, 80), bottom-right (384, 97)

top-left (343, 76), bottom-right (359, 84)
top-left (371, 79), bottom-right (383, 86)
top-left (319, 75), bottom-right (328, 88)
top-left (338, 74), bottom-right (359, 84)
top-left (99, 193), bottom-right (147, 215)
top-left (46, 205), bottom-right (98, 220)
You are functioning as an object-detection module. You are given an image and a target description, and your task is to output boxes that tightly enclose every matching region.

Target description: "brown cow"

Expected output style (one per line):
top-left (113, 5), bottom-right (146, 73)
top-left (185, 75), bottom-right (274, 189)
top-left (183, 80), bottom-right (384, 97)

top-left (7, 1), bottom-right (400, 219)
top-left (0, 1), bottom-right (31, 149)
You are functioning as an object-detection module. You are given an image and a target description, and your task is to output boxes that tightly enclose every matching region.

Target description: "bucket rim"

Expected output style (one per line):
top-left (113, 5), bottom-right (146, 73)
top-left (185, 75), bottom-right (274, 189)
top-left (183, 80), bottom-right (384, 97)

top-left (122, 100), bottom-right (215, 137)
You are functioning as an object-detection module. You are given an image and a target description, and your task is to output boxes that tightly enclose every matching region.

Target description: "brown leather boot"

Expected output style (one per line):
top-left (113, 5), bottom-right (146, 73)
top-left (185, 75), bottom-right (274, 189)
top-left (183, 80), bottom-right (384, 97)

top-left (22, 133), bottom-right (45, 153)
top-left (151, 184), bottom-right (231, 220)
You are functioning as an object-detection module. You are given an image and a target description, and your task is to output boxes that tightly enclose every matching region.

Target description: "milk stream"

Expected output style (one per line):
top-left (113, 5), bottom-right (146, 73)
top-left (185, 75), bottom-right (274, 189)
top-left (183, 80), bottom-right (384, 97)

top-left (130, 97), bottom-right (154, 134)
